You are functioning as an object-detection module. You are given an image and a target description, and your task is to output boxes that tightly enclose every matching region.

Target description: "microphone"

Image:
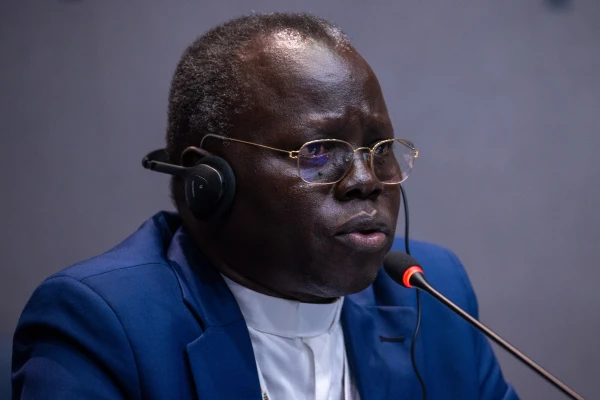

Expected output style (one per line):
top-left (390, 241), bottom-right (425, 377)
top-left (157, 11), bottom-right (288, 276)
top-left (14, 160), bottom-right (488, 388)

top-left (383, 251), bottom-right (585, 400)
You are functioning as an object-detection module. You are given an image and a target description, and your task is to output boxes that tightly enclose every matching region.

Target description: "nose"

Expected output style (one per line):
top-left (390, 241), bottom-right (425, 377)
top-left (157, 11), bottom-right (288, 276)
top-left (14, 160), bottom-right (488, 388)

top-left (334, 151), bottom-right (383, 201)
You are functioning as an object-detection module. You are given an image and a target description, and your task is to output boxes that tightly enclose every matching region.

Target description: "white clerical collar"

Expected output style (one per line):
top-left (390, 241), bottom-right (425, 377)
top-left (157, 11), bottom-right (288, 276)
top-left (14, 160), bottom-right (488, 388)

top-left (222, 275), bottom-right (344, 339)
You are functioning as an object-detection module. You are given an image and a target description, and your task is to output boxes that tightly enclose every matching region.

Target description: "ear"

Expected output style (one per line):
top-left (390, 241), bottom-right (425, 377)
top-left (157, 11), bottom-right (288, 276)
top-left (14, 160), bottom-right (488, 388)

top-left (181, 146), bottom-right (212, 167)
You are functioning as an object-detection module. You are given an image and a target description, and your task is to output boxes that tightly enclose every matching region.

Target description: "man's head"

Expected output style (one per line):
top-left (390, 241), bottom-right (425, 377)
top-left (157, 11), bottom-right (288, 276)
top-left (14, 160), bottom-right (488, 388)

top-left (166, 13), bottom-right (402, 302)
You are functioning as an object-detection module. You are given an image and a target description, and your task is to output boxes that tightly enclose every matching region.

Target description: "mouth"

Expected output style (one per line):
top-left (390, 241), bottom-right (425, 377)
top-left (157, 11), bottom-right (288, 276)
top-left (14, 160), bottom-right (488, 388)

top-left (333, 215), bottom-right (391, 252)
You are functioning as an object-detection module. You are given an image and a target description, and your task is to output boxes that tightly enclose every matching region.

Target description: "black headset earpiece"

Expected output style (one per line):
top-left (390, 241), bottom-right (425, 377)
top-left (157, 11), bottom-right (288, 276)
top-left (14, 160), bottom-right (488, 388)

top-left (141, 149), bottom-right (236, 221)
top-left (184, 154), bottom-right (236, 220)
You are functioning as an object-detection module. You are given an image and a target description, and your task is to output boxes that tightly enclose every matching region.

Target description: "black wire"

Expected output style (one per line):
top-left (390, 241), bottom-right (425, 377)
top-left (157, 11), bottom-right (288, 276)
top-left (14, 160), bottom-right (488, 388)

top-left (400, 184), bottom-right (427, 400)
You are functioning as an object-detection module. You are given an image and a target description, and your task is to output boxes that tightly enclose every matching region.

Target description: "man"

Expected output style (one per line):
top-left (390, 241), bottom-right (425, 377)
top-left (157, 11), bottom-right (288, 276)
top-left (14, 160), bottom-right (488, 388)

top-left (12, 12), bottom-right (518, 399)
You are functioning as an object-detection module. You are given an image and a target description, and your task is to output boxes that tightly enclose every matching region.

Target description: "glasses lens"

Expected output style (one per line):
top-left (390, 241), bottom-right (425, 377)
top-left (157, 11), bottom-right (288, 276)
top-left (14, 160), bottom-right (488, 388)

top-left (372, 139), bottom-right (416, 183)
top-left (298, 140), bottom-right (354, 183)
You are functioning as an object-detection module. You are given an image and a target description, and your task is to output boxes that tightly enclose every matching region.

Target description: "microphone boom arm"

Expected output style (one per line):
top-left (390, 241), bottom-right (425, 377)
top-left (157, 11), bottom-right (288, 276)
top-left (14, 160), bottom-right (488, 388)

top-left (410, 273), bottom-right (585, 400)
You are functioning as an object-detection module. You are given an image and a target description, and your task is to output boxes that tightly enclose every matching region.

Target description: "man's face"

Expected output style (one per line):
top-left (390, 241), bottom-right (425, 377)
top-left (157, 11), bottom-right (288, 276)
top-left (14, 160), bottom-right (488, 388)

top-left (204, 32), bottom-right (400, 301)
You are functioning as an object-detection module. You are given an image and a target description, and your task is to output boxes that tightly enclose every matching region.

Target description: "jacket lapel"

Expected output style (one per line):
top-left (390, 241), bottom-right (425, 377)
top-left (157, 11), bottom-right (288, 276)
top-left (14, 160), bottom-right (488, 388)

top-left (166, 228), bottom-right (262, 400)
top-left (342, 295), bottom-right (424, 399)
top-left (185, 322), bottom-right (262, 399)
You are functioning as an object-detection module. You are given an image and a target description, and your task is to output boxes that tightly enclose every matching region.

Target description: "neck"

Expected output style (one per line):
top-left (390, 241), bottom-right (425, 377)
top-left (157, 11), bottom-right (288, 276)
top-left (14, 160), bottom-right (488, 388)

top-left (186, 224), bottom-right (336, 304)
top-left (215, 259), bottom-right (338, 304)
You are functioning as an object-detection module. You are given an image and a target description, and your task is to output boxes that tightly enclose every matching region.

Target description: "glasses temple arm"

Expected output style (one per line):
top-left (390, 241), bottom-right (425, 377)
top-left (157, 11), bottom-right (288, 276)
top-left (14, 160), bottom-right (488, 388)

top-left (200, 134), bottom-right (298, 158)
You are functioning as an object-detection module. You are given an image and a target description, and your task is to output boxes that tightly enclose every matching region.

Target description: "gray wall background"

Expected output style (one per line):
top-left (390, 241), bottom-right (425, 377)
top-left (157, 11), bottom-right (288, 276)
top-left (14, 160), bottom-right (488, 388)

top-left (1, 1), bottom-right (598, 398)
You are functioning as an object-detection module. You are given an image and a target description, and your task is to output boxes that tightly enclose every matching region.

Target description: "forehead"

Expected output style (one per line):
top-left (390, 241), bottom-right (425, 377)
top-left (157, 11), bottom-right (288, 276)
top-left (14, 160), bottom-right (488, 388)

top-left (240, 30), bottom-right (370, 99)
top-left (256, 30), bottom-right (357, 79)
top-left (236, 30), bottom-right (390, 142)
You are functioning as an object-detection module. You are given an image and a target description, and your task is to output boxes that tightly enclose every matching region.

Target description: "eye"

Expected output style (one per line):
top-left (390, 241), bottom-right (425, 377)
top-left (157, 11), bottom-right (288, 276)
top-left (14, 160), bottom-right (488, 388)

top-left (304, 141), bottom-right (333, 156)
top-left (374, 141), bottom-right (393, 156)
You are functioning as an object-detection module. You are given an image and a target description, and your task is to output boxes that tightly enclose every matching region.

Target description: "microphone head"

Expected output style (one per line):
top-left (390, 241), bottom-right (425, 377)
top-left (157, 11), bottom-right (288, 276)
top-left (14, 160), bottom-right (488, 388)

top-left (383, 251), bottom-right (424, 288)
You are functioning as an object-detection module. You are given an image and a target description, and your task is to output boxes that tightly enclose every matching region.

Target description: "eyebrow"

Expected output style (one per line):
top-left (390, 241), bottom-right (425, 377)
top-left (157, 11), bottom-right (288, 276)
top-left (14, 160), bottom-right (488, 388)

top-left (363, 113), bottom-right (394, 133)
top-left (305, 112), bottom-right (392, 133)
top-left (272, 111), bottom-right (393, 150)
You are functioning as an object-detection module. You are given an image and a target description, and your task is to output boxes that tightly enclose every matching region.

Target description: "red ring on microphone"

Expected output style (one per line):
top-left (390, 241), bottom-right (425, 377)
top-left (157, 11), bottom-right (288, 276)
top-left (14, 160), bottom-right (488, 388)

top-left (402, 266), bottom-right (424, 288)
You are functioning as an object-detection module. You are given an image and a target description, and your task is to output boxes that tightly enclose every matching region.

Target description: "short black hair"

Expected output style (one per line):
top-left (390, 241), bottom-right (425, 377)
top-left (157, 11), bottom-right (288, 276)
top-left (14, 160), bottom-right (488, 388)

top-left (165, 12), bottom-right (351, 212)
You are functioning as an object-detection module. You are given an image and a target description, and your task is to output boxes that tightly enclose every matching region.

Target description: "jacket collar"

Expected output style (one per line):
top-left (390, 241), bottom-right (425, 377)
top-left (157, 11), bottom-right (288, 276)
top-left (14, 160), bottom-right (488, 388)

top-left (155, 212), bottom-right (421, 399)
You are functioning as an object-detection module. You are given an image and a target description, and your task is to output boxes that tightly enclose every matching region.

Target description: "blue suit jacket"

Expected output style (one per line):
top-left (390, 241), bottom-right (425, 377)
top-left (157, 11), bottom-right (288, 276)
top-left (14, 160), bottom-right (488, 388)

top-left (12, 211), bottom-right (518, 399)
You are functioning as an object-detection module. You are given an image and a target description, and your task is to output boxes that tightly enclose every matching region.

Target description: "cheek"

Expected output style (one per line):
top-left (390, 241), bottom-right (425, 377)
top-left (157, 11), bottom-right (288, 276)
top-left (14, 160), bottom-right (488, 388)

top-left (387, 186), bottom-right (401, 212)
top-left (230, 156), bottom-right (324, 228)
top-left (383, 187), bottom-right (402, 229)
top-left (262, 181), bottom-right (328, 231)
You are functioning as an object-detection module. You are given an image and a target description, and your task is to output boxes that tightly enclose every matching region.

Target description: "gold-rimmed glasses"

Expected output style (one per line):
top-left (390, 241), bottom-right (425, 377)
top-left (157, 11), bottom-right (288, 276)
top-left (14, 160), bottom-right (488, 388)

top-left (199, 133), bottom-right (418, 184)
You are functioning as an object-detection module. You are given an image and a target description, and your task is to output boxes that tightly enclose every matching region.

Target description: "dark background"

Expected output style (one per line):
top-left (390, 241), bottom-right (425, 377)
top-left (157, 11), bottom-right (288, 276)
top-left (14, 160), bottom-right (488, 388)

top-left (1, 1), bottom-right (598, 398)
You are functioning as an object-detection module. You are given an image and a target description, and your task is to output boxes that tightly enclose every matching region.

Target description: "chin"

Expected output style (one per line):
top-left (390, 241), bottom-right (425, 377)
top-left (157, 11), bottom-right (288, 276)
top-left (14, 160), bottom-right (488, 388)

top-left (321, 258), bottom-right (383, 297)
top-left (347, 264), bottom-right (382, 294)
top-left (298, 238), bottom-right (391, 298)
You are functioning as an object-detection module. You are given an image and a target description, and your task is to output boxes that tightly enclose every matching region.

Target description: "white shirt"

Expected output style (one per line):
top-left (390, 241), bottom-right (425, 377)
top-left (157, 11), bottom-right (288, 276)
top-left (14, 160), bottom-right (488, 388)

top-left (223, 276), bottom-right (360, 400)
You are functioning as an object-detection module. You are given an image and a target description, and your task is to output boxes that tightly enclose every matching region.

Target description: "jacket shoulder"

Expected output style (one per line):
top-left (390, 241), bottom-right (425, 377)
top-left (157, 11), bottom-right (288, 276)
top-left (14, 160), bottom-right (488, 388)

top-left (352, 237), bottom-right (478, 316)
top-left (392, 238), bottom-right (474, 293)
top-left (390, 237), bottom-right (463, 273)
top-left (25, 212), bottom-right (192, 338)
top-left (53, 213), bottom-right (177, 282)
top-left (13, 214), bottom-right (200, 399)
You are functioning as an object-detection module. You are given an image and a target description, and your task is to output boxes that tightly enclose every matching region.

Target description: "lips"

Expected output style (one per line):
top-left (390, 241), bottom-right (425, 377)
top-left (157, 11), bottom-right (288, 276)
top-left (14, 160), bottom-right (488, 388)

top-left (333, 214), bottom-right (391, 252)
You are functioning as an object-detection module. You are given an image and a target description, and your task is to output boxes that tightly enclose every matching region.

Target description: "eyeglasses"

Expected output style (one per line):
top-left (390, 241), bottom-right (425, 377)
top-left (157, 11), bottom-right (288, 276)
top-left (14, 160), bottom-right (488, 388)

top-left (199, 133), bottom-right (419, 185)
